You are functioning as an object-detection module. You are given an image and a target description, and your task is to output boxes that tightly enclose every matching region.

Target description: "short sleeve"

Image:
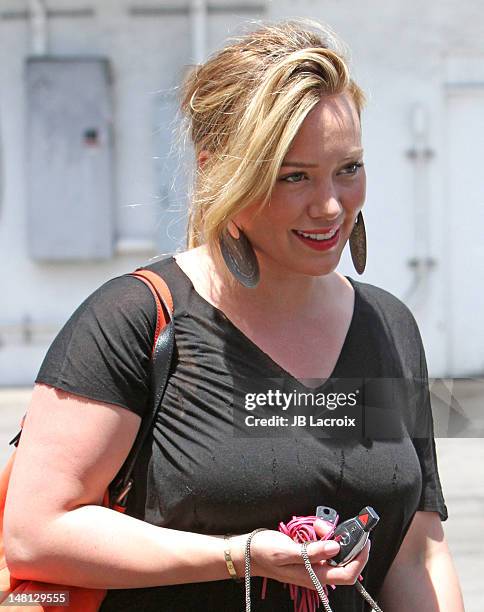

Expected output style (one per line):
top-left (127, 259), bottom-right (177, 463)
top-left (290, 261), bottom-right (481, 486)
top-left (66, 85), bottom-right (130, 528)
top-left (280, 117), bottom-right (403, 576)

top-left (35, 275), bottom-right (157, 418)
top-left (412, 336), bottom-right (448, 522)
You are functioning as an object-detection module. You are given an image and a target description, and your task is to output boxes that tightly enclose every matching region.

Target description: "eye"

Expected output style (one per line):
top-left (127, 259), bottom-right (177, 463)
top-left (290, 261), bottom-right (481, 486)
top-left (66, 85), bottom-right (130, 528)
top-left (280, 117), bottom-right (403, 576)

top-left (339, 161), bottom-right (364, 176)
top-left (279, 172), bottom-right (308, 183)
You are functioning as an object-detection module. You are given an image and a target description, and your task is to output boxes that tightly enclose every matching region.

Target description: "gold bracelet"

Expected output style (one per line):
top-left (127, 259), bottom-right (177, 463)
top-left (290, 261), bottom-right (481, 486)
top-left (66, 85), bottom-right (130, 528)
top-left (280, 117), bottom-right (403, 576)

top-left (223, 535), bottom-right (239, 581)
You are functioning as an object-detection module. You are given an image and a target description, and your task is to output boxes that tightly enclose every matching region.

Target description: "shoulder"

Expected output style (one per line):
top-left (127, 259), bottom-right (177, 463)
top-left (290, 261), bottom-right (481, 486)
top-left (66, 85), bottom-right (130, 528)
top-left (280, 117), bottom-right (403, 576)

top-left (35, 263), bottom-right (176, 415)
top-left (73, 273), bottom-right (158, 331)
top-left (349, 277), bottom-right (422, 342)
top-left (55, 257), bottom-right (179, 351)
top-left (350, 277), bottom-right (415, 320)
top-left (37, 273), bottom-right (161, 376)
top-left (76, 255), bottom-right (176, 326)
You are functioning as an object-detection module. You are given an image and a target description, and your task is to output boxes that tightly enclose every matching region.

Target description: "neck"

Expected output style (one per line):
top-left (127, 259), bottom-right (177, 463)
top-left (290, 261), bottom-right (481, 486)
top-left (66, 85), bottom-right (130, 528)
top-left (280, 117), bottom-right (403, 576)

top-left (202, 245), bottom-right (339, 319)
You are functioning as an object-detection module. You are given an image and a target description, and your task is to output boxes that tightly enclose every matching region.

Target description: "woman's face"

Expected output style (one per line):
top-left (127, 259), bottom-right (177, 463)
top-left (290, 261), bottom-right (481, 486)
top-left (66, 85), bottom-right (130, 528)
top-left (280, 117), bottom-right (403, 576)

top-left (234, 92), bottom-right (366, 279)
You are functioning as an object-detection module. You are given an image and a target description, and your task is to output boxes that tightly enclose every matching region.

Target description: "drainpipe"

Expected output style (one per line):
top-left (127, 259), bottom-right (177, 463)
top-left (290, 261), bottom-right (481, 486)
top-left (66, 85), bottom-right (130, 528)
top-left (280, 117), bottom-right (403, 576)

top-left (0, 114), bottom-right (3, 219)
top-left (403, 103), bottom-right (436, 309)
top-left (190, 0), bottom-right (207, 64)
top-left (29, 0), bottom-right (48, 55)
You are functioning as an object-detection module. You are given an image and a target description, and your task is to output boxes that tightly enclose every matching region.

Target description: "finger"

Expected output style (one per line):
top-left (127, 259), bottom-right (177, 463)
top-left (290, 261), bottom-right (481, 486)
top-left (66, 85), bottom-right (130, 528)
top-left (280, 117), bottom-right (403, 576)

top-left (322, 541), bottom-right (371, 585)
top-left (274, 538), bottom-right (340, 566)
top-left (249, 531), bottom-right (339, 572)
top-left (313, 518), bottom-right (336, 539)
top-left (268, 541), bottom-right (371, 590)
top-left (292, 538), bottom-right (341, 564)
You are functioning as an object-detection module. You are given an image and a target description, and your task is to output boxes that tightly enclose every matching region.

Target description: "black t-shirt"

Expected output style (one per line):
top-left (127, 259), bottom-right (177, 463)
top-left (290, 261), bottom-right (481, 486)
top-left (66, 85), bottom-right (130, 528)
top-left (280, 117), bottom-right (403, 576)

top-left (36, 255), bottom-right (448, 612)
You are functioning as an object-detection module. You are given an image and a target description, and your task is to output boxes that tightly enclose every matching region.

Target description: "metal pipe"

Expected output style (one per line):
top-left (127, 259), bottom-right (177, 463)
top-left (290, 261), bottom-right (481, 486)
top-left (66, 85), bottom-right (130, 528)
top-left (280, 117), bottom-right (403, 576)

top-left (29, 0), bottom-right (48, 56)
top-left (0, 115), bottom-right (4, 219)
top-left (0, 319), bottom-right (60, 345)
top-left (402, 103), bottom-right (436, 309)
top-left (190, 0), bottom-right (207, 64)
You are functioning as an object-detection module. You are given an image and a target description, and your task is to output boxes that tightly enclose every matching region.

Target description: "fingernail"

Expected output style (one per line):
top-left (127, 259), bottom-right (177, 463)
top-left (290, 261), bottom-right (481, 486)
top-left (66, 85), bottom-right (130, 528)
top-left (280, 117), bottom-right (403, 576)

top-left (322, 541), bottom-right (340, 554)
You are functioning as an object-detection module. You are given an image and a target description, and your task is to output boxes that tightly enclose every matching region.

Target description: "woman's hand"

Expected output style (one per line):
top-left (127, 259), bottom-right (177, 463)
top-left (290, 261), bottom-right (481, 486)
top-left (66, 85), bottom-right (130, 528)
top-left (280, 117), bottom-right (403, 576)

top-left (232, 518), bottom-right (370, 590)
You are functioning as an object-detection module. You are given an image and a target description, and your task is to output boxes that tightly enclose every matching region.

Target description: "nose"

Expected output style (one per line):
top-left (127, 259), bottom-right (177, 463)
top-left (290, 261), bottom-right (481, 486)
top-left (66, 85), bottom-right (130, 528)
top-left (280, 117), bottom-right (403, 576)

top-left (307, 188), bottom-right (344, 222)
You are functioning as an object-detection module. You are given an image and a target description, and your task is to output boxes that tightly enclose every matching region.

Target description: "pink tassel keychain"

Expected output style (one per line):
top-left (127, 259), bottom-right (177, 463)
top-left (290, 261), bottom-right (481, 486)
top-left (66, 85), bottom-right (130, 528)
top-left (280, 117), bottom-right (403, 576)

top-left (253, 507), bottom-right (383, 612)
top-left (260, 513), bottom-right (338, 612)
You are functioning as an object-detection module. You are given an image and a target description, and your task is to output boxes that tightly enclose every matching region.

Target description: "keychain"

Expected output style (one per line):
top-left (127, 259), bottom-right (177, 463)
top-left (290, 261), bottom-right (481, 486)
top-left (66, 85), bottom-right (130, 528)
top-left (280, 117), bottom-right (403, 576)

top-left (252, 505), bottom-right (384, 612)
top-left (327, 505), bottom-right (379, 566)
top-left (305, 505), bottom-right (383, 612)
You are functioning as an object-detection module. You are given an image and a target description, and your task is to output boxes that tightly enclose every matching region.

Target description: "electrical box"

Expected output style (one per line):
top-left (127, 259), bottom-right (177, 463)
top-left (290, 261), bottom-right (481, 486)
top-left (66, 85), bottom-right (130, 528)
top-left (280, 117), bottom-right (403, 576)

top-left (26, 58), bottom-right (114, 260)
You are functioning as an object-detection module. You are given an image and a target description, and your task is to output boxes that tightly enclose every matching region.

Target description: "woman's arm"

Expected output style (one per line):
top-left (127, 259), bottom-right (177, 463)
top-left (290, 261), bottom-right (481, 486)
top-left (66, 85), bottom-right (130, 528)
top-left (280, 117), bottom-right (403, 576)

top-left (4, 383), bottom-right (368, 590)
top-left (378, 511), bottom-right (464, 611)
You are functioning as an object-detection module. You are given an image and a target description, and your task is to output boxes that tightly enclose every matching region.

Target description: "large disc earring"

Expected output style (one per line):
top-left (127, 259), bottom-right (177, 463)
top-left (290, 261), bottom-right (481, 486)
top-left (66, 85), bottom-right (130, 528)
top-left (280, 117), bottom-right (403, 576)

top-left (219, 221), bottom-right (260, 288)
top-left (349, 211), bottom-right (367, 275)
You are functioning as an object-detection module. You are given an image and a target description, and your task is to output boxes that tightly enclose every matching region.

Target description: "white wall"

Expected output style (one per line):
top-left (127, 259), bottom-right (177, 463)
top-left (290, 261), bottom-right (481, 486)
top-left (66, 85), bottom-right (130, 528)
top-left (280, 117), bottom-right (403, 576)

top-left (0, 0), bottom-right (482, 384)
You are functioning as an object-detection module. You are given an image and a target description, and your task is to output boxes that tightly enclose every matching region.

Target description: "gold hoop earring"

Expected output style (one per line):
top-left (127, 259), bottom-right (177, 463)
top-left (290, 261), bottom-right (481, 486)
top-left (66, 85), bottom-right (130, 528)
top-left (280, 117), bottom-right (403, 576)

top-left (349, 211), bottom-right (367, 274)
top-left (219, 221), bottom-right (260, 288)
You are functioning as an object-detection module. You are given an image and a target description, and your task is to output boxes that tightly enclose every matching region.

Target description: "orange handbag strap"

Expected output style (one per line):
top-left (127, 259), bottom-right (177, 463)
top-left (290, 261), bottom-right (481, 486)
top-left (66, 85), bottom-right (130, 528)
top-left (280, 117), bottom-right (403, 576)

top-left (108, 267), bottom-right (175, 509)
top-left (130, 269), bottom-right (174, 353)
top-left (9, 268), bottom-right (175, 512)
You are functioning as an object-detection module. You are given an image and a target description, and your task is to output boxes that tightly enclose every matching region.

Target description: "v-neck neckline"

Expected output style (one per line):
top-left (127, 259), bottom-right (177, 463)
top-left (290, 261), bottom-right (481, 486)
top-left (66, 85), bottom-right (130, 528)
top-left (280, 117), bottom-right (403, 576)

top-left (171, 255), bottom-right (359, 391)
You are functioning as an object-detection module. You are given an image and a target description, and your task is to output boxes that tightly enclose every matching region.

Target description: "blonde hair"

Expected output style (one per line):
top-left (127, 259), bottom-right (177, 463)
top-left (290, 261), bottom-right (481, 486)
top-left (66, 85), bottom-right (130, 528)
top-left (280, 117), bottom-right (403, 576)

top-left (180, 19), bottom-right (366, 264)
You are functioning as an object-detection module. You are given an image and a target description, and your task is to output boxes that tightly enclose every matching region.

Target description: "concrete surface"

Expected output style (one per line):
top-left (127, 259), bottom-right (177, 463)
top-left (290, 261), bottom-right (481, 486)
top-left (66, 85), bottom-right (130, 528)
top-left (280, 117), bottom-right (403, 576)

top-left (0, 386), bottom-right (482, 610)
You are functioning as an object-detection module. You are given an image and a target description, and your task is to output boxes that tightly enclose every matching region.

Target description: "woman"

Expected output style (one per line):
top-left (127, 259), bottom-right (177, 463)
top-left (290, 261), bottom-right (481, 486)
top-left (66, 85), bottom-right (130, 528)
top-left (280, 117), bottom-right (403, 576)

top-left (4, 19), bottom-right (463, 611)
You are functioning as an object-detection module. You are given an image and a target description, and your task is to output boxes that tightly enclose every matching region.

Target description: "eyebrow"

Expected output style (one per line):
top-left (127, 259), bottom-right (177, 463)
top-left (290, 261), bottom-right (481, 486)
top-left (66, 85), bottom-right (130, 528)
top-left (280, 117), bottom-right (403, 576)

top-left (281, 148), bottom-right (364, 167)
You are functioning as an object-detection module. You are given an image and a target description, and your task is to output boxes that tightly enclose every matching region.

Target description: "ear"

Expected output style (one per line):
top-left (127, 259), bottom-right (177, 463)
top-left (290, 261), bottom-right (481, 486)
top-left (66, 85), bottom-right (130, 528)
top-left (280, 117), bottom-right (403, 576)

top-left (197, 149), bottom-right (210, 169)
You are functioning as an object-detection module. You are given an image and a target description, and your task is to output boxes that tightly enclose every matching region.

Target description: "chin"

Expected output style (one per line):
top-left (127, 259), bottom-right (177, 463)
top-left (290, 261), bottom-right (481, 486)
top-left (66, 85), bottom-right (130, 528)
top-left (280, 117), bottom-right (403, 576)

top-left (279, 259), bottom-right (339, 278)
top-left (304, 263), bottom-right (338, 277)
top-left (298, 250), bottom-right (343, 277)
top-left (258, 247), bottom-right (341, 278)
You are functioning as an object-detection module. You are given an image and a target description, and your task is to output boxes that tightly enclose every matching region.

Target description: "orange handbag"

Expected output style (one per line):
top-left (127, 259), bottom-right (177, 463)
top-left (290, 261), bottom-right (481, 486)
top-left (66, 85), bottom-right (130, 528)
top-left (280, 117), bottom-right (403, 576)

top-left (0, 268), bottom-right (174, 611)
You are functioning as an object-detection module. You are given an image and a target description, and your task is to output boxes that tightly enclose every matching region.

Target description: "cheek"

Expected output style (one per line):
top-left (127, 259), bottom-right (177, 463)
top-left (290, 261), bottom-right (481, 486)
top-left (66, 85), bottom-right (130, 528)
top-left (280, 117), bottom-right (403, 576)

top-left (235, 198), bottom-right (295, 235)
top-left (343, 178), bottom-right (366, 215)
top-left (262, 201), bottom-right (295, 229)
top-left (355, 172), bottom-right (367, 204)
top-left (263, 187), bottom-right (309, 228)
top-left (341, 181), bottom-right (366, 236)
top-left (232, 203), bottom-right (260, 232)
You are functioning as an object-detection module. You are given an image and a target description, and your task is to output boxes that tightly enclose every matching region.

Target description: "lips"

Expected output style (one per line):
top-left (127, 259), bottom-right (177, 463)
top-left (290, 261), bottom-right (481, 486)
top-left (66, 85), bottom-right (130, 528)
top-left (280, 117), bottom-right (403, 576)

top-left (296, 227), bottom-right (339, 234)
top-left (291, 227), bottom-right (341, 251)
top-left (294, 226), bottom-right (339, 240)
